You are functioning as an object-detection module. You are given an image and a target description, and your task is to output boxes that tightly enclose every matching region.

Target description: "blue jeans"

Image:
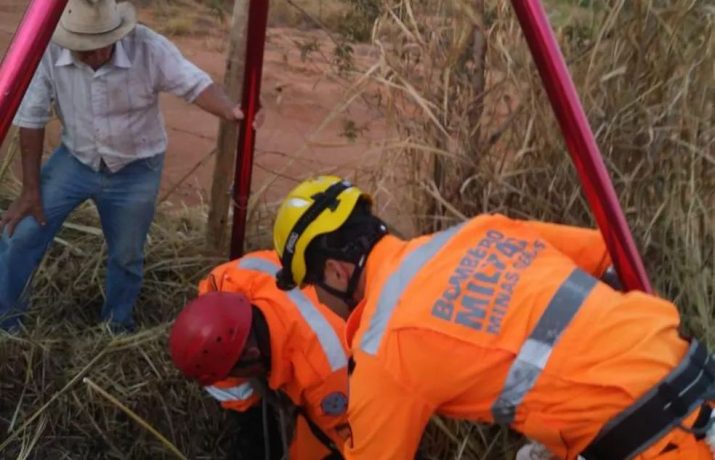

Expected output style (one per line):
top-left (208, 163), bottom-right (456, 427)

top-left (0, 145), bottom-right (164, 330)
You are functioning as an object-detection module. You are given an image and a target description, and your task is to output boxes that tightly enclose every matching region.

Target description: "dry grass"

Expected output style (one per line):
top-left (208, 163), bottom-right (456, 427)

top-left (149, 0), bottom-right (226, 37)
top-left (268, 0), bottom-right (349, 31)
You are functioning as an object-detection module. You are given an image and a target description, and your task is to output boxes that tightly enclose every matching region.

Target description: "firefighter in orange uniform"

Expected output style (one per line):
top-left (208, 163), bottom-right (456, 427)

top-left (169, 250), bottom-right (349, 459)
top-left (271, 176), bottom-right (715, 460)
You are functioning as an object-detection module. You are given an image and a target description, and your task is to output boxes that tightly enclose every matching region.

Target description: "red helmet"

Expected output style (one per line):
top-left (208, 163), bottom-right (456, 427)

top-left (169, 292), bottom-right (253, 386)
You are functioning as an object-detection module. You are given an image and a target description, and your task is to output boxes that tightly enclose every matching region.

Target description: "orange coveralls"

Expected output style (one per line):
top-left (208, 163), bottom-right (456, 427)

top-left (200, 250), bottom-right (349, 459)
top-left (343, 214), bottom-right (711, 460)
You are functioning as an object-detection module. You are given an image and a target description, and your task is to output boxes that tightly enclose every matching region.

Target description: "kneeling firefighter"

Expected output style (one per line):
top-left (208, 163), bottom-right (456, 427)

top-left (169, 250), bottom-right (349, 459)
top-left (271, 176), bottom-right (715, 460)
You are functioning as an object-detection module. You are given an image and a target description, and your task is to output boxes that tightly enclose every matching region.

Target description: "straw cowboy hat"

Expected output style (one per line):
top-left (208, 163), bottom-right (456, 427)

top-left (52, 0), bottom-right (137, 51)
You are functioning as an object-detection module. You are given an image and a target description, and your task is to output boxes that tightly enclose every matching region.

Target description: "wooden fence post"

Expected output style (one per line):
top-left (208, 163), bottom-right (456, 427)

top-left (206, 0), bottom-right (251, 254)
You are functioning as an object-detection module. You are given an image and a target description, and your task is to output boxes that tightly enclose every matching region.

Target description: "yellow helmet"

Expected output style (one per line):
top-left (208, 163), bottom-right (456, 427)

top-left (273, 176), bottom-right (372, 289)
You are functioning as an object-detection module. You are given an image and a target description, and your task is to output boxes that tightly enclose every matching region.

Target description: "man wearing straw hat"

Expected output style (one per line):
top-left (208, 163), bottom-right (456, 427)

top-left (169, 250), bottom-right (349, 459)
top-left (0, 0), bottom-right (243, 332)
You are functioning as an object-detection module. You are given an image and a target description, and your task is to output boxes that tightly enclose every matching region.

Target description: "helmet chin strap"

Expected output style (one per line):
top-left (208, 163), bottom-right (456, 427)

top-left (317, 281), bottom-right (356, 309)
top-left (316, 253), bottom-right (368, 310)
top-left (315, 221), bottom-right (388, 310)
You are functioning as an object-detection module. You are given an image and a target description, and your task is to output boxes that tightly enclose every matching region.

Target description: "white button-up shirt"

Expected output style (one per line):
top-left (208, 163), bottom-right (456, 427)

top-left (13, 25), bottom-right (213, 172)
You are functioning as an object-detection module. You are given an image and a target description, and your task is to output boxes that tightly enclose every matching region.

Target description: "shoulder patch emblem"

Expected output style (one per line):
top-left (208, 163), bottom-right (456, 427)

top-left (320, 391), bottom-right (348, 416)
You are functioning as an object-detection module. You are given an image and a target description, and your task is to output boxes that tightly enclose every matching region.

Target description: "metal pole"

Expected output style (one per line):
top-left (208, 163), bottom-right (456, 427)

top-left (510, 0), bottom-right (652, 293)
top-left (0, 0), bottom-right (68, 146)
top-left (230, 0), bottom-right (270, 259)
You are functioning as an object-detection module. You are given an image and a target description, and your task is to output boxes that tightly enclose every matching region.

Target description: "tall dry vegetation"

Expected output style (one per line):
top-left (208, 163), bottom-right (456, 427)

top-left (0, 0), bottom-right (712, 458)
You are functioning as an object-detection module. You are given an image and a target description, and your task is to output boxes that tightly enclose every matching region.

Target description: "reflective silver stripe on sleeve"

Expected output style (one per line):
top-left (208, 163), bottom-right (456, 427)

top-left (238, 257), bottom-right (348, 371)
top-left (360, 223), bottom-right (465, 356)
top-left (205, 382), bottom-right (255, 402)
top-left (491, 268), bottom-right (597, 425)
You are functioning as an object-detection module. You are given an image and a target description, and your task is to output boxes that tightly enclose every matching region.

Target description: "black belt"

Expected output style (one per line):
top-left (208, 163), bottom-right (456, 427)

top-left (255, 380), bottom-right (342, 458)
top-left (582, 340), bottom-right (715, 460)
top-left (296, 406), bottom-right (343, 458)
